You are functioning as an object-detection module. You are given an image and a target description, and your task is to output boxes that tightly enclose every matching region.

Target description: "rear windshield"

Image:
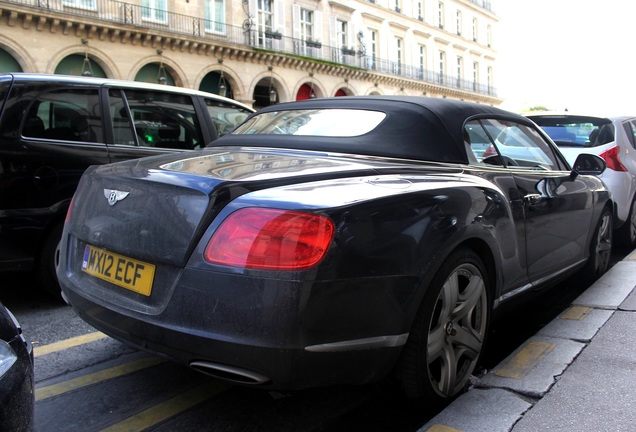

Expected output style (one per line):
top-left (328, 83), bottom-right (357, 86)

top-left (530, 116), bottom-right (614, 147)
top-left (232, 109), bottom-right (386, 137)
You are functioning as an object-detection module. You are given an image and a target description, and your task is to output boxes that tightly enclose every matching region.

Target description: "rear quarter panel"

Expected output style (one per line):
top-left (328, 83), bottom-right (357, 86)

top-left (187, 171), bottom-right (524, 334)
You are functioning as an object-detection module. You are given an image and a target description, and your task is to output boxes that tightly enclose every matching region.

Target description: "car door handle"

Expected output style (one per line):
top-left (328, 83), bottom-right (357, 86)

top-left (524, 194), bottom-right (543, 205)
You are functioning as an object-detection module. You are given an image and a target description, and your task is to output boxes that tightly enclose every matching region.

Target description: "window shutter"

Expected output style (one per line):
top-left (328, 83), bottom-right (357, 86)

top-left (314, 10), bottom-right (323, 43)
top-left (275, 0), bottom-right (285, 34)
top-left (293, 4), bottom-right (300, 39)
top-left (330, 16), bottom-right (337, 47)
top-left (348, 22), bottom-right (355, 50)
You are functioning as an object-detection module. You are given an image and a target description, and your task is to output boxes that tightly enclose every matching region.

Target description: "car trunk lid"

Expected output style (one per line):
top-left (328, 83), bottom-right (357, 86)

top-left (64, 148), bottom-right (392, 276)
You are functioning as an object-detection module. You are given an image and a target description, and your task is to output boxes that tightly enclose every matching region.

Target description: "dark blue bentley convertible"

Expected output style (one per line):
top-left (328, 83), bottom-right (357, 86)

top-left (57, 96), bottom-right (612, 402)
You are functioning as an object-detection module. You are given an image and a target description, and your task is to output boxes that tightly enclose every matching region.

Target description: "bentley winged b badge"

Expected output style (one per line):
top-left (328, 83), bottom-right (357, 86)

top-left (104, 189), bottom-right (130, 206)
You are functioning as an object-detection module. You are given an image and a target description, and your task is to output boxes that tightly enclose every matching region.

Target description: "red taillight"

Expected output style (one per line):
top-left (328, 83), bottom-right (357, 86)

top-left (65, 195), bottom-right (74, 224)
top-left (204, 208), bottom-right (335, 270)
top-left (599, 145), bottom-right (627, 172)
top-left (66, 177), bottom-right (87, 223)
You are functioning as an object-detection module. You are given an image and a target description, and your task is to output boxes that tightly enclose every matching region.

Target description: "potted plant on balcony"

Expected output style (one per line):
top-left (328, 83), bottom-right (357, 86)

top-left (341, 46), bottom-right (356, 56)
top-left (306, 38), bottom-right (322, 49)
top-left (265, 30), bottom-right (282, 40)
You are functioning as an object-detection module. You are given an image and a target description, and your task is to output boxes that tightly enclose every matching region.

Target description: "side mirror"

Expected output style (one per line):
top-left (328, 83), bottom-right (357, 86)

top-left (571, 153), bottom-right (606, 177)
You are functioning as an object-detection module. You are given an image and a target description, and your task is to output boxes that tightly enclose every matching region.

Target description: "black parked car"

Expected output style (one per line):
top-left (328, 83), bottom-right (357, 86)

top-left (57, 96), bottom-right (612, 402)
top-left (0, 73), bottom-right (253, 296)
top-left (0, 301), bottom-right (34, 431)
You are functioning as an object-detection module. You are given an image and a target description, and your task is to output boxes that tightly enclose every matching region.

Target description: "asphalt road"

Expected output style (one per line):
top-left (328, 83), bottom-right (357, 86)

top-left (2, 274), bottom-right (438, 431)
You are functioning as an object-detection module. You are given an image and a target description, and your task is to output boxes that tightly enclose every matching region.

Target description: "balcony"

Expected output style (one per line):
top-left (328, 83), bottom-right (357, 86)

top-left (0, 0), bottom-right (497, 97)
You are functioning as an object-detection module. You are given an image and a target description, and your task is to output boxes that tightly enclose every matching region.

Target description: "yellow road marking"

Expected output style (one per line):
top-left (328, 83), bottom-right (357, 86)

top-left (495, 341), bottom-right (556, 379)
top-left (425, 425), bottom-right (463, 432)
top-left (560, 306), bottom-right (592, 320)
top-left (100, 380), bottom-right (231, 432)
top-left (36, 357), bottom-right (165, 401)
top-left (34, 332), bottom-right (109, 357)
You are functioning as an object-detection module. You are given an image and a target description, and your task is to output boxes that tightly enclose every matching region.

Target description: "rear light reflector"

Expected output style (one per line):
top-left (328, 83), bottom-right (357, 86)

top-left (599, 145), bottom-right (627, 172)
top-left (204, 208), bottom-right (335, 270)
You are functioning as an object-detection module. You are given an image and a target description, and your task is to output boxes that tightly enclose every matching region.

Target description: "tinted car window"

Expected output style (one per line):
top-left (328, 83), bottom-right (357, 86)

top-left (530, 116), bottom-right (614, 148)
top-left (108, 89), bottom-right (136, 146)
top-left (23, 89), bottom-right (102, 143)
top-left (467, 119), bottom-right (559, 170)
top-left (624, 121), bottom-right (636, 149)
top-left (204, 98), bottom-right (253, 137)
top-left (110, 89), bottom-right (204, 150)
top-left (464, 121), bottom-right (493, 160)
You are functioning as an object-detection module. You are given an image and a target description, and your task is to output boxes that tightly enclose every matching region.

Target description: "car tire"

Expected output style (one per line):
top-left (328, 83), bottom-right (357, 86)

top-left (618, 198), bottom-right (636, 249)
top-left (36, 222), bottom-right (63, 299)
top-left (400, 247), bottom-right (490, 401)
top-left (583, 207), bottom-right (613, 281)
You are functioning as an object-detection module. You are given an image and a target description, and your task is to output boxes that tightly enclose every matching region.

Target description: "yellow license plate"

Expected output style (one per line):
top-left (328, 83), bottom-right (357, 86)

top-left (81, 244), bottom-right (155, 296)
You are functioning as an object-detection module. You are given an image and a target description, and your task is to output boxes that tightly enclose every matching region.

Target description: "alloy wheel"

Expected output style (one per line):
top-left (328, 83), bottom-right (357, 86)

top-left (628, 200), bottom-right (636, 246)
top-left (400, 249), bottom-right (491, 400)
top-left (593, 210), bottom-right (613, 277)
top-left (426, 262), bottom-right (488, 398)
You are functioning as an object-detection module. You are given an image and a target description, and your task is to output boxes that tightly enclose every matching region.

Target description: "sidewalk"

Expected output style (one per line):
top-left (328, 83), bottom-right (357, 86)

top-left (419, 249), bottom-right (636, 432)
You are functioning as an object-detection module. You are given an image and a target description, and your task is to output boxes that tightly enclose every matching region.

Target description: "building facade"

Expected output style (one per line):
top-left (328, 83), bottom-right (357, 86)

top-left (0, 0), bottom-right (500, 109)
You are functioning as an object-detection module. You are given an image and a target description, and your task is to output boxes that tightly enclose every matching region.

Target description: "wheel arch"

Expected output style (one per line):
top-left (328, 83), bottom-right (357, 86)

top-left (407, 235), bottom-right (499, 329)
top-left (461, 237), bottom-right (497, 302)
top-left (397, 241), bottom-right (494, 399)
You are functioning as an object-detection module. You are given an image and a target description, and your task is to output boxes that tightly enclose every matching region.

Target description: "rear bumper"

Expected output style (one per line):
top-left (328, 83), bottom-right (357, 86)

top-left (60, 266), bottom-right (416, 390)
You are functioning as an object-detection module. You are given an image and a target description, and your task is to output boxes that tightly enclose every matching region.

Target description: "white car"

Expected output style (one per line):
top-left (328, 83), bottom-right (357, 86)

top-left (528, 114), bottom-right (636, 247)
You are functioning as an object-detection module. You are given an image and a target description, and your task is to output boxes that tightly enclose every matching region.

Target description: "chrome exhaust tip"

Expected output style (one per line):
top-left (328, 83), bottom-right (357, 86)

top-left (189, 361), bottom-right (270, 385)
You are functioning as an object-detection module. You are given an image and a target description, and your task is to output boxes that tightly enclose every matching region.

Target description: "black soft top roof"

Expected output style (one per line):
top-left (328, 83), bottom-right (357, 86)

top-left (213, 96), bottom-right (532, 164)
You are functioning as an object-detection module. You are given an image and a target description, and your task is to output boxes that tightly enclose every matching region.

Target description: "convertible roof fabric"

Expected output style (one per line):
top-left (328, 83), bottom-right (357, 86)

top-left (214, 96), bottom-right (532, 164)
